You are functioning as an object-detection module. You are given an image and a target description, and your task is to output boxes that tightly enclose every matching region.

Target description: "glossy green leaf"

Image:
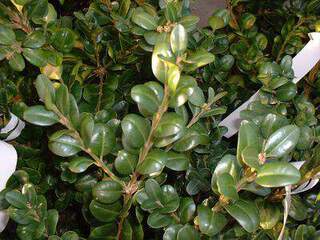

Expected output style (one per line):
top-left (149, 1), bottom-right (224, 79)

top-left (209, 16), bottom-right (225, 31)
top-left (23, 30), bottom-right (46, 48)
top-left (132, 10), bottom-right (158, 30)
top-left (155, 113), bottom-right (185, 138)
top-left (261, 113), bottom-right (289, 138)
top-left (241, 146), bottom-right (260, 170)
top-left (121, 114), bottom-right (150, 150)
top-left (137, 150), bottom-right (167, 175)
top-left (51, 28), bottom-right (76, 53)
top-left (257, 201), bottom-right (281, 230)
top-left (115, 150), bottom-right (138, 175)
top-left (56, 84), bottom-right (70, 116)
top-left (177, 224), bottom-right (200, 240)
top-left (24, 105), bottom-right (59, 126)
top-left (89, 200), bottom-right (122, 223)
top-left (256, 162), bottom-right (301, 187)
top-left (165, 151), bottom-right (189, 171)
top-left (47, 209), bottom-right (59, 235)
top-left (217, 173), bottom-right (239, 200)
top-left (263, 125), bottom-right (300, 158)
top-left (152, 41), bottom-right (173, 83)
top-left (147, 212), bottom-right (173, 229)
top-left (179, 16), bottom-right (200, 32)
top-left (179, 198), bottom-right (195, 224)
top-left (5, 190), bottom-right (28, 209)
top-left (198, 205), bottom-right (227, 236)
top-left (184, 49), bottom-right (215, 72)
top-left (49, 130), bottom-right (81, 157)
top-left (170, 24), bottom-right (187, 55)
top-left (89, 124), bottom-right (116, 157)
top-left (68, 157), bottom-right (94, 173)
top-left (224, 200), bottom-right (259, 233)
top-left (92, 180), bottom-right (123, 204)
top-left (23, 48), bottom-right (47, 67)
top-left (163, 224), bottom-right (183, 240)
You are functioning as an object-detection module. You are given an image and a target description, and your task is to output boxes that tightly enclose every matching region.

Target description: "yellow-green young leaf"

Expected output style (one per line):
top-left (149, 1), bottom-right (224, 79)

top-left (169, 75), bottom-right (197, 108)
top-left (8, 53), bottom-right (25, 72)
top-left (132, 9), bottom-right (158, 30)
top-left (263, 125), bottom-right (300, 158)
top-left (184, 49), bottom-right (215, 72)
top-left (198, 205), bottom-right (227, 236)
top-left (224, 200), bottom-right (259, 233)
top-left (152, 40), bottom-right (173, 83)
top-left (115, 150), bottom-right (138, 175)
top-left (0, 26), bottom-right (16, 45)
top-left (179, 15), bottom-right (200, 32)
top-left (209, 16), bottom-right (225, 31)
top-left (240, 13), bottom-right (256, 30)
top-left (217, 173), bottom-right (239, 200)
top-left (167, 63), bottom-right (181, 92)
top-left (89, 200), bottom-right (122, 223)
top-left (49, 130), bottom-right (81, 157)
top-left (92, 180), bottom-right (123, 204)
top-left (256, 162), bottom-right (301, 187)
top-left (24, 105), bottom-right (59, 126)
top-left (257, 201), bottom-right (281, 230)
top-left (68, 157), bottom-right (94, 173)
top-left (170, 24), bottom-right (187, 56)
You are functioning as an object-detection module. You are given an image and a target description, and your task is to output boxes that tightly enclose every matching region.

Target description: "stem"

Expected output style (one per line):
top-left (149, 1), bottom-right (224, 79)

top-left (54, 108), bottom-right (124, 186)
top-left (138, 84), bottom-right (170, 164)
top-left (276, 17), bottom-right (305, 62)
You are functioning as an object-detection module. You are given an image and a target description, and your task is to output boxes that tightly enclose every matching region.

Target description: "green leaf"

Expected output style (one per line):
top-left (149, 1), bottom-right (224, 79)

top-left (137, 150), bottom-right (167, 175)
top-left (165, 151), bottom-right (189, 171)
top-left (179, 198), bottom-right (195, 224)
top-left (167, 63), bottom-right (181, 92)
top-left (89, 124), bottom-right (116, 157)
top-left (155, 113), bottom-right (185, 138)
top-left (241, 146), bottom-right (260, 170)
top-left (24, 105), bottom-right (59, 126)
top-left (115, 150), bottom-right (138, 175)
top-left (217, 173), bottom-right (239, 200)
top-left (256, 162), bottom-right (301, 187)
top-left (47, 209), bottom-right (59, 235)
top-left (144, 179), bottom-right (163, 203)
top-left (224, 200), bottom-right (259, 233)
top-left (173, 127), bottom-right (209, 152)
top-left (209, 16), bottom-right (225, 31)
top-left (89, 223), bottom-right (117, 240)
top-left (23, 48), bottom-right (47, 67)
top-left (296, 126), bottom-right (314, 150)
top-left (179, 16), bottom-right (200, 32)
top-left (0, 26), bottom-right (16, 45)
top-left (152, 40), bottom-right (174, 83)
top-left (188, 86), bottom-right (205, 107)
top-left (51, 28), bottom-right (76, 53)
top-left (121, 114), bottom-right (150, 150)
top-left (294, 225), bottom-right (316, 240)
top-left (198, 205), bottom-right (227, 236)
top-left (68, 157), bottom-right (94, 173)
top-left (131, 83), bottom-right (162, 117)
top-left (147, 212), bottom-right (173, 229)
top-left (5, 190), bottom-right (28, 209)
top-left (80, 113), bottom-right (94, 147)
top-left (49, 130), bottom-right (81, 157)
top-left (55, 84), bottom-right (70, 116)
top-left (23, 30), bottom-right (46, 48)
top-left (184, 49), bottom-right (215, 72)
top-left (261, 113), bottom-right (289, 138)
top-left (132, 10), bottom-right (158, 30)
top-left (263, 125), bottom-right (300, 158)
top-left (177, 224), bottom-right (200, 240)
top-left (170, 24), bottom-right (187, 56)
top-left (240, 13), bottom-right (256, 29)
top-left (25, 0), bottom-right (49, 21)
top-left (8, 53), bottom-right (25, 71)
top-left (163, 224), bottom-right (183, 240)
top-left (237, 120), bottom-right (262, 165)
top-left (89, 200), bottom-right (121, 223)
top-left (34, 74), bottom-right (56, 108)
top-left (92, 180), bottom-right (123, 204)
top-left (275, 82), bottom-right (297, 101)
top-left (257, 201), bottom-right (281, 230)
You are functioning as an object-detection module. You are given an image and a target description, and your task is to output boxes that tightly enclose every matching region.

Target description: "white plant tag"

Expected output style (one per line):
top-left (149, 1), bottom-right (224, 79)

top-left (219, 32), bottom-right (320, 138)
top-left (0, 141), bottom-right (17, 232)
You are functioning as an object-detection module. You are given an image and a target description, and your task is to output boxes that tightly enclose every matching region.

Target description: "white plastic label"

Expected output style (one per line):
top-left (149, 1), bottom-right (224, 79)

top-left (219, 32), bottom-right (320, 138)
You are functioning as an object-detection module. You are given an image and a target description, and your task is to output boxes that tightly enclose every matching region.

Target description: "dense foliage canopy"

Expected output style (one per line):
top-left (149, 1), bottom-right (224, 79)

top-left (1, 0), bottom-right (320, 239)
